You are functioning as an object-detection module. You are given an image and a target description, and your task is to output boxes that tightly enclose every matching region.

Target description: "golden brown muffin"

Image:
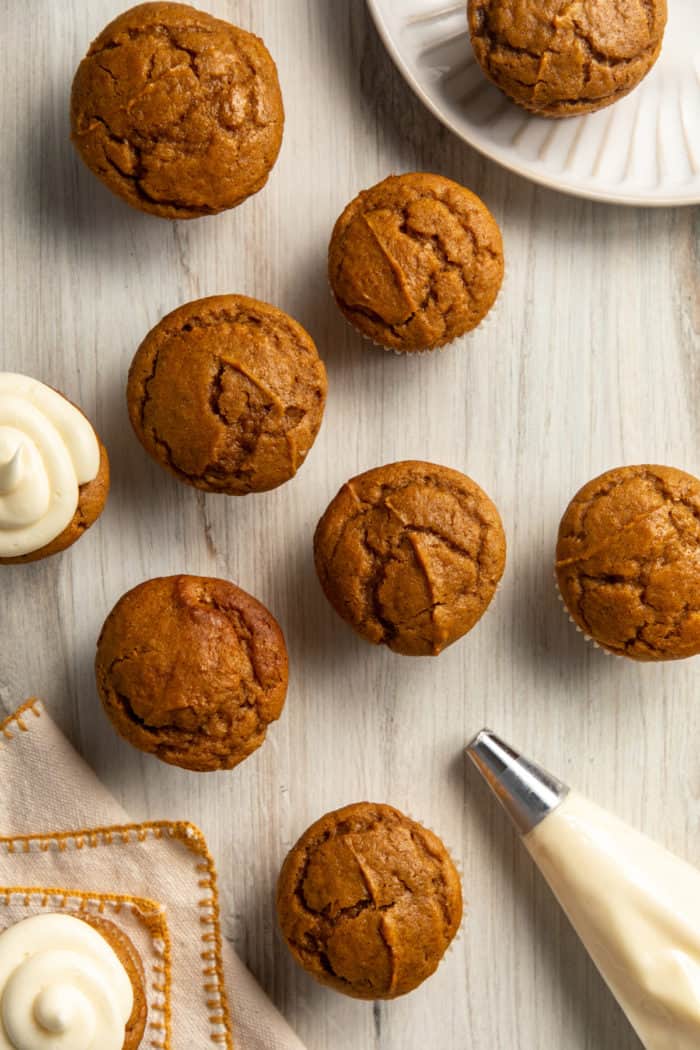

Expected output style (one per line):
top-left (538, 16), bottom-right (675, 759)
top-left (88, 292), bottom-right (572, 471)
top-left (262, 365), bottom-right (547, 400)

top-left (95, 574), bottom-right (288, 771)
top-left (127, 295), bottom-right (327, 494)
top-left (277, 802), bottom-right (463, 1000)
top-left (77, 914), bottom-right (148, 1050)
top-left (328, 173), bottom-right (504, 353)
top-left (70, 2), bottom-right (284, 218)
top-left (556, 465), bottom-right (700, 661)
top-left (314, 461), bottom-right (506, 656)
top-left (468, 0), bottom-right (667, 118)
top-left (0, 407), bottom-right (109, 566)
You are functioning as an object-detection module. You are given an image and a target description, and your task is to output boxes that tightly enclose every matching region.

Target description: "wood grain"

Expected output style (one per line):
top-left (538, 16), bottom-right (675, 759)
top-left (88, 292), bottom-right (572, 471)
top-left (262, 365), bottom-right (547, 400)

top-left (0, 2), bottom-right (698, 1048)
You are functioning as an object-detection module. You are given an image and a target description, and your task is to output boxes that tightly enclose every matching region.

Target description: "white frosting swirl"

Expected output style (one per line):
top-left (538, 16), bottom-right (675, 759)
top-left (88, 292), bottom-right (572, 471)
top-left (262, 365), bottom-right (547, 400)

top-left (0, 374), bottom-right (100, 558)
top-left (0, 914), bottom-right (133, 1050)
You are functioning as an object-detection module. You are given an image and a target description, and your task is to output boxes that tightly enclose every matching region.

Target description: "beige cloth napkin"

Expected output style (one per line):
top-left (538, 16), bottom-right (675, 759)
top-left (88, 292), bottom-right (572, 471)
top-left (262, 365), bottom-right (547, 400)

top-left (0, 700), bottom-right (306, 1050)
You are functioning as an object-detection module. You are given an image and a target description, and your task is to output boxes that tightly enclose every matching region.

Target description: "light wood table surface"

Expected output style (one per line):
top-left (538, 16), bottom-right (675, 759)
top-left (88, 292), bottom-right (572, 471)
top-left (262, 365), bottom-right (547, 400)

top-left (1, 3), bottom-right (698, 1049)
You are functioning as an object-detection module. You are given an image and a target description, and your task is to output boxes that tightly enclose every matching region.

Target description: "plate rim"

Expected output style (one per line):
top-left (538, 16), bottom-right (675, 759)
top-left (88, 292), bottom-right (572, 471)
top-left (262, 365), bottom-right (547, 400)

top-left (366, 0), bottom-right (700, 208)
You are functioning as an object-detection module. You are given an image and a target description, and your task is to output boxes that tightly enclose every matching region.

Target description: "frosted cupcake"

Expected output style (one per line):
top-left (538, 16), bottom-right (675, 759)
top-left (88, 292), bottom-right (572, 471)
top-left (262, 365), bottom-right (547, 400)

top-left (0, 374), bottom-right (109, 564)
top-left (0, 913), bottom-right (146, 1049)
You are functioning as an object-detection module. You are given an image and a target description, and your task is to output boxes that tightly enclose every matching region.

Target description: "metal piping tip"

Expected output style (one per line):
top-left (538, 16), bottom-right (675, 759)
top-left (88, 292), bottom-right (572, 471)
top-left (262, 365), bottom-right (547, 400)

top-left (466, 730), bottom-right (570, 836)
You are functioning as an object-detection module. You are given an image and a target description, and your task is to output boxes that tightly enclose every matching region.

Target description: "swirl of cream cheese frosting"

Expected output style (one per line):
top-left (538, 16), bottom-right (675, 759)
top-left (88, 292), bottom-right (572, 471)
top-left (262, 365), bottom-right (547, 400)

top-left (0, 914), bottom-right (134, 1050)
top-left (0, 373), bottom-right (100, 558)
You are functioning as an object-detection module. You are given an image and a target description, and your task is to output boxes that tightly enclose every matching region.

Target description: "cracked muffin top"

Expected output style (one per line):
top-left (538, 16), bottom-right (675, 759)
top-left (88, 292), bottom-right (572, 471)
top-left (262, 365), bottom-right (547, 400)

top-left (468, 0), bottom-right (667, 118)
top-left (70, 2), bottom-right (284, 218)
top-left (95, 574), bottom-right (289, 771)
top-left (276, 802), bottom-right (463, 1000)
top-left (314, 461), bottom-right (506, 656)
top-left (556, 465), bottom-right (700, 661)
top-left (328, 173), bottom-right (504, 353)
top-left (127, 294), bottom-right (327, 495)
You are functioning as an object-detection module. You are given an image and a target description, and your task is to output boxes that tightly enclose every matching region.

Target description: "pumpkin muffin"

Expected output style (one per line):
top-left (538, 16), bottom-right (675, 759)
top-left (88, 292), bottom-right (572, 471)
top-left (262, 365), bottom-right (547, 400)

top-left (95, 574), bottom-right (288, 771)
top-left (127, 295), bottom-right (327, 494)
top-left (80, 914), bottom-right (148, 1050)
top-left (70, 2), bottom-right (284, 218)
top-left (0, 375), bottom-right (109, 565)
top-left (328, 173), bottom-right (504, 352)
top-left (0, 438), bottom-right (109, 565)
top-left (277, 802), bottom-right (463, 1000)
top-left (468, 0), bottom-right (667, 118)
top-left (556, 465), bottom-right (700, 661)
top-left (314, 461), bottom-right (506, 656)
top-left (0, 913), bottom-right (147, 1050)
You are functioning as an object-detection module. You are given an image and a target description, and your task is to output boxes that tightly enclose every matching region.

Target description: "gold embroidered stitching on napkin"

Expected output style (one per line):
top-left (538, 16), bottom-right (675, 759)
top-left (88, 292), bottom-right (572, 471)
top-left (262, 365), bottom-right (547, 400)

top-left (0, 701), bottom-right (235, 1050)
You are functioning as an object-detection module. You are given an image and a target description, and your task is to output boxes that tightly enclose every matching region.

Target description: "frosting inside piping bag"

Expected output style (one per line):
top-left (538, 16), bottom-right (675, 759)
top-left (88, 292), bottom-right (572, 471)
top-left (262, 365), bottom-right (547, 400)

top-left (467, 731), bottom-right (700, 1050)
top-left (527, 792), bottom-right (700, 1050)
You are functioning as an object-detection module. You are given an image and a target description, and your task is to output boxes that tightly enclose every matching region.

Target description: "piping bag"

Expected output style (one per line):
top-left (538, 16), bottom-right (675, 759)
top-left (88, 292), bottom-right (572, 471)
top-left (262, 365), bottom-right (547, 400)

top-left (466, 730), bottom-right (700, 1050)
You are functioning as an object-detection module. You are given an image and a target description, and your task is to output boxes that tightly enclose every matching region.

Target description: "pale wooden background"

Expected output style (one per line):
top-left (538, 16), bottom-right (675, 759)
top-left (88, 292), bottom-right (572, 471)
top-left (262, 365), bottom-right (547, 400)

top-left (1, 3), bottom-right (698, 1049)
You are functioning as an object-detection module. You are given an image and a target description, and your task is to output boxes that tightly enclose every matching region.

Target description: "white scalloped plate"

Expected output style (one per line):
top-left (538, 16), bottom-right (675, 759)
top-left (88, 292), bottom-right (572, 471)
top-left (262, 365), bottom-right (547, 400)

top-left (367, 0), bottom-right (700, 206)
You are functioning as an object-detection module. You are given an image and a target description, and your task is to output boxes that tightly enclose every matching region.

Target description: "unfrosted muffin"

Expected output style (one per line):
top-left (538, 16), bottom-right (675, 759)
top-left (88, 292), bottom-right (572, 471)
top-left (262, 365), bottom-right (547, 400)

top-left (328, 173), bottom-right (504, 352)
top-left (556, 465), bottom-right (700, 660)
top-left (71, 2), bottom-right (284, 218)
top-left (277, 802), bottom-right (463, 999)
top-left (0, 374), bottom-right (109, 565)
top-left (127, 295), bottom-right (327, 494)
top-left (468, 0), bottom-right (667, 118)
top-left (95, 575), bottom-right (288, 771)
top-left (314, 461), bottom-right (506, 656)
top-left (0, 913), bottom-right (146, 1050)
